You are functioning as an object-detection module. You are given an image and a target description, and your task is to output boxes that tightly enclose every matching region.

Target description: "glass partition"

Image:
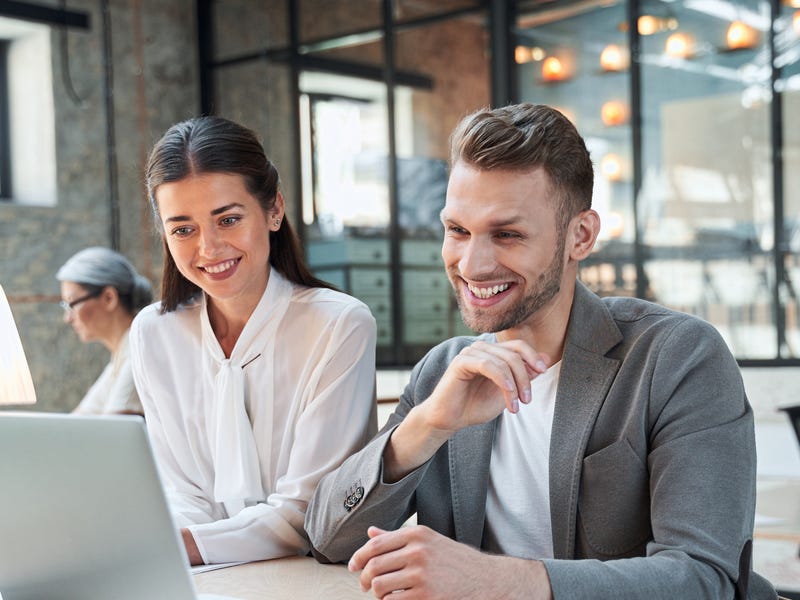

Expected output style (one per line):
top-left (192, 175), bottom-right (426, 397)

top-left (298, 73), bottom-right (394, 359)
top-left (638, 0), bottom-right (775, 358)
top-left (393, 13), bottom-right (490, 362)
top-left (780, 0), bottom-right (800, 357)
top-left (516, 0), bottom-right (635, 296)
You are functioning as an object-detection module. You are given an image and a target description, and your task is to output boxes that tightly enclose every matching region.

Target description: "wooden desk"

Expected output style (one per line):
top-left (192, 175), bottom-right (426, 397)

top-left (753, 478), bottom-right (800, 594)
top-left (194, 556), bottom-right (368, 600)
top-left (195, 480), bottom-right (800, 599)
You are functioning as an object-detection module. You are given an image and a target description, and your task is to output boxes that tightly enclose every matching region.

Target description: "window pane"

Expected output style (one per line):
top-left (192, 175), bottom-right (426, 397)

top-left (298, 73), bottom-right (393, 357)
top-left (780, 2), bottom-right (800, 357)
top-left (394, 13), bottom-right (490, 363)
top-left (639, 0), bottom-right (776, 359)
top-left (516, 1), bottom-right (635, 296)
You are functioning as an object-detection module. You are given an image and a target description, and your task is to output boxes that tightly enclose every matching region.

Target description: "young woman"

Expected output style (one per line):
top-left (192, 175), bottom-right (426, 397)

top-left (130, 116), bottom-right (377, 565)
top-left (57, 246), bottom-right (152, 415)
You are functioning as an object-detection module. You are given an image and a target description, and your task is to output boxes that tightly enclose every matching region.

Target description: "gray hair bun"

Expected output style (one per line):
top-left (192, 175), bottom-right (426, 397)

top-left (56, 247), bottom-right (153, 314)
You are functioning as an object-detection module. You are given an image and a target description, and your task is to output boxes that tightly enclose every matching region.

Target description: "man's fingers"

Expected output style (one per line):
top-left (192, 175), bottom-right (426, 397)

top-left (452, 348), bottom-right (521, 413)
top-left (349, 527), bottom-right (406, 572)
top-left (367, 525), bottom-right (387, 538)
top-left (359, 545), bottom-right (413, 594)
top-left (497, 339), bottom-right (551, 379)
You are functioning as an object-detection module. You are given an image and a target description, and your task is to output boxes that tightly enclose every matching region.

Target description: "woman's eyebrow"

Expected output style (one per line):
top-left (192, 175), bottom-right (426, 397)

top-left (164, 202), bottom-right (246, 223)
top-left (211, 202), bottom-right (245, 216)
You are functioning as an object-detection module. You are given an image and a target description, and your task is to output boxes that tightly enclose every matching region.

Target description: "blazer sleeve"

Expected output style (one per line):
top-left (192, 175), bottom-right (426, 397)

top-left (305, 345), bottom-right (445, 563)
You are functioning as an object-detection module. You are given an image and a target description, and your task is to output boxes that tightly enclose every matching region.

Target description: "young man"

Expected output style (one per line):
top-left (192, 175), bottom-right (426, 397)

top-left (305, 104), bottom-right (776, 599)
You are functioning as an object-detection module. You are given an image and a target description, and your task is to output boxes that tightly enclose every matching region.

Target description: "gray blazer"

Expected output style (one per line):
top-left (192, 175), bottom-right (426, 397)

top-left (306, 282), bottom-right (777, 599)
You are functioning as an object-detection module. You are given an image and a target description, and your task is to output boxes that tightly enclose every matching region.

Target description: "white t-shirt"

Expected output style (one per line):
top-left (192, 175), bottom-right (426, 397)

top-left (73, 330), bottom-right (143, 415)
top-left (130, 270), bottom-right (377, 564)
top-left (483, 360), bottom-right (562, 559)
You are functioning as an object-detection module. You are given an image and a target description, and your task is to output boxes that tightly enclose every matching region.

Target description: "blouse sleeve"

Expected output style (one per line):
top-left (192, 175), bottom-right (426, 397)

top-left (129, 313), bottom-right (219, 528)
top-left (102, 358), bottom-right (143, 415)
top-left (186, 302), bottom-right (378, 564)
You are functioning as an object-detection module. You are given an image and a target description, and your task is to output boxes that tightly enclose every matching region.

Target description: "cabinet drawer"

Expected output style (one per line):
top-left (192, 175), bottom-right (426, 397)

top-left (403, 318), bottom-right (448, 344)
top-left (401, 240), bottom-right (443, 266)
top-left (402, 269), bottom-right (449, 295)
top-left (351, 268), bottom-right (391, 295)
top-left (307, 239), bottom-right (389, 267)
top-left (360, 294), bottom-right (391, 319)
top-left (374, 313), bottom-right (393, 347)
top-left (312, 268), bottom-right (347, 291)
top-left (402, 296), bottom-right (448, 319)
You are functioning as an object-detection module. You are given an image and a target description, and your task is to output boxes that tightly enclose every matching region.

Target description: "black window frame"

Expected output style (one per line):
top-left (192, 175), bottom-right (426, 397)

top-left (0, 39), bottom-right (11, 200)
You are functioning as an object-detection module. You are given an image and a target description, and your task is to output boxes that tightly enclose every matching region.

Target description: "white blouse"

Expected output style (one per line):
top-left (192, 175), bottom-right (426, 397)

top-left (130, 270), bottom-right (377, 564)
top-left (73, 331), bottom-right (143, 415)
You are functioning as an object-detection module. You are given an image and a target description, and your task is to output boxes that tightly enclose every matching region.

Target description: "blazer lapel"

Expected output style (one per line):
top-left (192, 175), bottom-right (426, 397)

top-left (449, 419), bottom-right (496, 547)
top-left (549, 282), bottom-right (622, 559)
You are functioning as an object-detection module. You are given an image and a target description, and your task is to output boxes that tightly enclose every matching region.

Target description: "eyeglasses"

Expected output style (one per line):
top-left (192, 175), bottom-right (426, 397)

top-left (59, 290), bottom-right (102, 313)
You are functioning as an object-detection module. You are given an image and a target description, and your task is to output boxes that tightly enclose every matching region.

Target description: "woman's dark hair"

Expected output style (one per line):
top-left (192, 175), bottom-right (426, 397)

top-left (145, 116), bottom-right (334, 313)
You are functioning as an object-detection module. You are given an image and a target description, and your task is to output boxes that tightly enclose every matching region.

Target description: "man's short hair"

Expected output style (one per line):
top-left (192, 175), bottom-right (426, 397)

top-left (449, 103), bottom-right (594, 226)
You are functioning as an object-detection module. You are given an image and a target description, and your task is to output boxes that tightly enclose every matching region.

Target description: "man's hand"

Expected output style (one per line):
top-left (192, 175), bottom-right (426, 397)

top-left (348, 525), bottom-right (552, 600)
top-left (383, 340), bottom-right (549, 482)
top-left (423, 339), bottom-right (549, 431)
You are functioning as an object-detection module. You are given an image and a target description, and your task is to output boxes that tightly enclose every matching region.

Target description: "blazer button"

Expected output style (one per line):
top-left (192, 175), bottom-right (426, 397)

top-left (344, 486), bottom-right (365, 512)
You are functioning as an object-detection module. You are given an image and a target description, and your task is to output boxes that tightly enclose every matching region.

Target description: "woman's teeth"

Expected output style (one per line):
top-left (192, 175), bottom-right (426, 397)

top-left (204, 259), bottom-right (236, 274)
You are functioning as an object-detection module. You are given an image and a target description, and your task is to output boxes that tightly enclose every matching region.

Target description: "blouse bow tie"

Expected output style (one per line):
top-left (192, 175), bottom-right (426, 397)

top-left (201, 270), bottom-right (292, 513)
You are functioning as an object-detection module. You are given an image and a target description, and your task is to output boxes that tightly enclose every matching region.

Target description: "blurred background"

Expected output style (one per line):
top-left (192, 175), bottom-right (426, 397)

top-left (0, 0), bottom-right (798, 423)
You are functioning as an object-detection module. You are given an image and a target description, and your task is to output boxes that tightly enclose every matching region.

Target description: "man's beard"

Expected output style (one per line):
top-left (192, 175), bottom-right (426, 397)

top-left (451, 232), bottom-right (566, 334)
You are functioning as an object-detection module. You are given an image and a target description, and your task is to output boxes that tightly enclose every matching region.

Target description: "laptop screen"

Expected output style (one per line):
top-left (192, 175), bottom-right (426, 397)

top-left (0, 412), bottom-right (199, 600)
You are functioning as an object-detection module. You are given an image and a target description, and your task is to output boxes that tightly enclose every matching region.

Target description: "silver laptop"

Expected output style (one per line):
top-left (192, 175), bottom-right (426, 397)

top-left (0, 412), bottom-right (236, 600)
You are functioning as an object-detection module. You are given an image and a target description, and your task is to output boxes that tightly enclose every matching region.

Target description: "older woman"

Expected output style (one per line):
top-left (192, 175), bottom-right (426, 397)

top-left (130, 116), bottom-right (377, 566)
top-left (57, 246), bottom-right (152, 415)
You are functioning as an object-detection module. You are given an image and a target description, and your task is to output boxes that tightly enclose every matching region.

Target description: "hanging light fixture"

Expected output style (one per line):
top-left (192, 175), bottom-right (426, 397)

top-left (542, 56), bottom-right (568, 82)
top-left (785, 0), bottom-right (800, 7)
top-left (665, 32), bottom-right (694, 58)
top-left (601, 154), bottom-right (624, 181)
top-left (515, 46), bottom-right (545, 64)
top-left (515, 46), bottom-right (533, 64)
top-left (600, 44), bottom-right (629, 71)
top-left (636, 14), bottom-right (678, 35)
top-left (601, 101), bottom-right (628, 126)
top-left (638, 15), bottom-right (661, 35)
top-left (726, 20), bottom-right (759, 50)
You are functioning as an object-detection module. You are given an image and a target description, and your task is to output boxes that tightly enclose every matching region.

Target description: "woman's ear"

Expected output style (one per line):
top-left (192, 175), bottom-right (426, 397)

top-left (100, 286), bottom-right (120, 312)
top-left (568, 209), bottom-right (601, 261)
top-left (269, 192), bottom-right (286, 231)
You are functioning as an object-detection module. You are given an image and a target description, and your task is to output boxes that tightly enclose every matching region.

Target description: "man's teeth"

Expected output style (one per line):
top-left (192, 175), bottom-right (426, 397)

top-left (205, 259), bottom-right (236, 274)
top-left (468, 283), bottom-right (510, 299)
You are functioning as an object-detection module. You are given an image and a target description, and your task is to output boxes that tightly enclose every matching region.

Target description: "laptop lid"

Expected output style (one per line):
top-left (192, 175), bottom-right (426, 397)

top-left (0, 412), bottom-right (200, 600)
